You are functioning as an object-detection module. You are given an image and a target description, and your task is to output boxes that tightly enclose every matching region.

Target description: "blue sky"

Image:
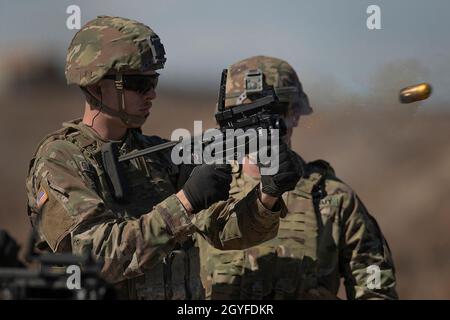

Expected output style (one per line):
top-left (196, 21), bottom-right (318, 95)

top-left (1, 0), bottom-right (449, 106)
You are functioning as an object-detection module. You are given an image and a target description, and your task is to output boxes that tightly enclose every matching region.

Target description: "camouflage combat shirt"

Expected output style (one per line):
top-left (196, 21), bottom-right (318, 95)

top-left (25, 119), bottom-right (284, 299)
top-left (198, 158), bottom-right (398, 300)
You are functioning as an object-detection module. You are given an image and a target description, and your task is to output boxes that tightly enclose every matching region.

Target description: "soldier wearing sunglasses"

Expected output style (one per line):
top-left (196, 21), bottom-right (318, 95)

top-left (25, 16), bottom-right (295, 299)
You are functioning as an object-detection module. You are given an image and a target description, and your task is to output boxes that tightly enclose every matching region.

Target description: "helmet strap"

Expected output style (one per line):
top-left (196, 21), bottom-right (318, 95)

top-left (80, 74), bottom-right (146, 127)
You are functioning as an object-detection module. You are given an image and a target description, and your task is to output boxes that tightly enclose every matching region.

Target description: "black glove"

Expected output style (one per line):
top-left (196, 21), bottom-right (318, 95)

top-left (182, 164), bottom-right (232, 213)
top-left (259, 142), bottom-right (303, 198)
top-left (176, 163), bottom-right (197, 191)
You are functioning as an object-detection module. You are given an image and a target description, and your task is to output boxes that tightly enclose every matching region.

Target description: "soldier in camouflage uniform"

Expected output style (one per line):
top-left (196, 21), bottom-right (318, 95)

top-left (198, 56), bottom-right (398, 300)
top-left (25, 18), bottom-right (298, 299)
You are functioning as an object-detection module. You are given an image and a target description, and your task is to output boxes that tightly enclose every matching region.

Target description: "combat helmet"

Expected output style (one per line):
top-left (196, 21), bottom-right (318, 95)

top-left (225, 55), bottom-right (312, 125)
top-left (65, 15), bottom-right (166, 126)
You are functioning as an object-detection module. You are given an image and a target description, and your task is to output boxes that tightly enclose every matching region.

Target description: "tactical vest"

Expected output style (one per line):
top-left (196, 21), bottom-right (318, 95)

top-left (199, 160), bottom-right (339, 299)
top-left (26, 119), bottom-right (203, 299)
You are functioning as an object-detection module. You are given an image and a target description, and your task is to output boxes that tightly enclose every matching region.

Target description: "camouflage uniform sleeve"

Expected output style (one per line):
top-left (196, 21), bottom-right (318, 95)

top-left (339, 190), bottom-right (398, 299)
top-left (31, 140), bottom-right (195, 283)
top-left (192, 185), bottom-right (285, 250)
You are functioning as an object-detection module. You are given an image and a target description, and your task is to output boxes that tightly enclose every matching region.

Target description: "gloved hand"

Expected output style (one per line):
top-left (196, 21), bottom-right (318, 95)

top-left (182, 164), bottom-right (232, 213)
top-left (259, 142), bottom-right (303, 198)
top-left (176, 163), bottom-right (197, 191)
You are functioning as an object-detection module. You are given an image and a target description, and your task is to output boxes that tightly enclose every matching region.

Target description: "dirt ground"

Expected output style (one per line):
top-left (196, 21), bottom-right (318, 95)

top-left (1, 85), bottom-right (449, 299)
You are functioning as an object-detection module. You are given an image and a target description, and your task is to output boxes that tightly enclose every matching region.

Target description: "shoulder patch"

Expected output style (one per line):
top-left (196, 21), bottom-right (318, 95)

top-left (36, 187), bottom-right (49, 209)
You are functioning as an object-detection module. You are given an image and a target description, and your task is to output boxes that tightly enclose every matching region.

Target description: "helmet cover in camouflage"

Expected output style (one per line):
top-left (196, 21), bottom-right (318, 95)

top-left (65, 15), bottom-right (166, 87)
top-left (225, 55), bottom-right (312, 116)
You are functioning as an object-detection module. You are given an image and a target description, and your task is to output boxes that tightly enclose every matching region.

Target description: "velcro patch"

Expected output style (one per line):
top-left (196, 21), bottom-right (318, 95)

top-left (36, 188), bottom-right (49, 209)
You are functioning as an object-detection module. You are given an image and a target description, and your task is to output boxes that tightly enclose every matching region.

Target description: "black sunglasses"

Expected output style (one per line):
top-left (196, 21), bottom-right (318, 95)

top-left (103, 73), bottom-right (159, 94)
